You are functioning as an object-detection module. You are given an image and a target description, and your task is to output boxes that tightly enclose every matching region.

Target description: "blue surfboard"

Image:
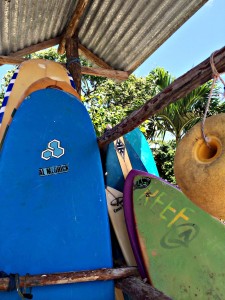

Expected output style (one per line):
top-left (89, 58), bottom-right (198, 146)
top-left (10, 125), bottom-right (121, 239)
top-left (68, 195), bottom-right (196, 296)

top-left (0, 89), bottom-right (114, 299)
top-left (105, 128), bottom-right (158, 280)
top-left (106, 128), bottom-right (158, 192)
top-left (124, 128), bottom-right (159, 177)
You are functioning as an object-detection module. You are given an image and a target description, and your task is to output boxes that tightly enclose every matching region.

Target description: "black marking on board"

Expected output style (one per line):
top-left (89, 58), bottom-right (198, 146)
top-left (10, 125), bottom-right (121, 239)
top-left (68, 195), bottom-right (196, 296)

top-left (160, 223), bottom-right (200, 249)
top-left (39, 164), bottom-right (69, 176)
top-left (134, 176), bottom-right (151, 190)
top-left (115, 138), bottom-right (125, 159)
top-left (110, 196), bottom-right (123, 213)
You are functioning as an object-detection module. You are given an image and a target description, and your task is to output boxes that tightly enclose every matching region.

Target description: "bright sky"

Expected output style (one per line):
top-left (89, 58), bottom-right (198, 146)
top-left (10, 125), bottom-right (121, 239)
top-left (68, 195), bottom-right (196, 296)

top-left (134, 0), bottom-right (225, 78)
top-left (0, 0), bottom-right (224, 82)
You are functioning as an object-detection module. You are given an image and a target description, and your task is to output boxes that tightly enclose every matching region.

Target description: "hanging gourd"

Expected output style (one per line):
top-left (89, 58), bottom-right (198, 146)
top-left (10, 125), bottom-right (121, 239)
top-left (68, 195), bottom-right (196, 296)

top-left (174, 52), bottom-right (225, 219)
top-left (174, 113), bottom-right (225, 219)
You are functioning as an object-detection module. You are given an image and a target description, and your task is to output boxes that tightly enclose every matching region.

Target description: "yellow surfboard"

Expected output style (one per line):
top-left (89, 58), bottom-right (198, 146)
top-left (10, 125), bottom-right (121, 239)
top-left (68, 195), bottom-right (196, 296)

top-left (0, 59), bottom-right (79, 144)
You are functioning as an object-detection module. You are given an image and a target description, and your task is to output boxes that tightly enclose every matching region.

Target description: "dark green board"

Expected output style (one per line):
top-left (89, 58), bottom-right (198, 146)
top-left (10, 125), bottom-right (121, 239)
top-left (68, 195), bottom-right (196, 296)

top-left (125, 170), bottom-right (225, 300)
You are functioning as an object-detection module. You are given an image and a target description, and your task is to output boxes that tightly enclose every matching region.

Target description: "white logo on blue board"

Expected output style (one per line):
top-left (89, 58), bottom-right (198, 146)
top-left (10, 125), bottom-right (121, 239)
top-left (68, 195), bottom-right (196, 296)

top-left (41, 139), bottom-right (65, 160)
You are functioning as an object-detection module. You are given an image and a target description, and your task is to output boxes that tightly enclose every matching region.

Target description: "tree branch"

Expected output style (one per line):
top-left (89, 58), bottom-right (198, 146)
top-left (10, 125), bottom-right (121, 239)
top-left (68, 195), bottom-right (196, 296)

top-left (98, 46), bottom-right (225, 148)
top-left (116, 277), bottom-right (172, 300)
top-left (0, 267), bottom-right (138, 290)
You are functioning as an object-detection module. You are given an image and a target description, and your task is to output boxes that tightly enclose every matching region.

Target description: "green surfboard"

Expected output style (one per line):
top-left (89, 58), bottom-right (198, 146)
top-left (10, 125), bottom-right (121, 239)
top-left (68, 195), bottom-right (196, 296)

top-left (124, 170), bottom-right (225, 300)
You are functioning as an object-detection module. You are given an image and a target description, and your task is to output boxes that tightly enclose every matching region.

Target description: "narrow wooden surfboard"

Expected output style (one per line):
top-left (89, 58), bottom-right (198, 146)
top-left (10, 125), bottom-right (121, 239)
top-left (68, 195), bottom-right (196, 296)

top-left (105, 129), bottom-right (158, 274)
top-left (0, 89), bottom-right (114, 300)
top-left (124, 169), bottom-right (225, 299)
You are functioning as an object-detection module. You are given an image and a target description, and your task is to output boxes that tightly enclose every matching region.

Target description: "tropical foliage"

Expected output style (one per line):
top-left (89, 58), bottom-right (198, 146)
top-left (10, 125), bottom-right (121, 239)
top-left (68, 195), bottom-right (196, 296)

top-left (147, 68), bottom-right (225, 143)
top-left (152, 140), bottom-right (176, 184)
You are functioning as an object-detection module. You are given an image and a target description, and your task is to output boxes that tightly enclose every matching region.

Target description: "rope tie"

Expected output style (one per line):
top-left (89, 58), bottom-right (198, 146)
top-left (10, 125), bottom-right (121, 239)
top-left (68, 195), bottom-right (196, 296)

top-left (0, 272), bottom-right (32, 299)
top-left (66, 57), bottom-right (80, 68)
top-left (0, 272), bottom-right (17, 291)
top-left (201, 51), bottom-right (225, 146)
top-left (16, 273), bottom-right (33, 299)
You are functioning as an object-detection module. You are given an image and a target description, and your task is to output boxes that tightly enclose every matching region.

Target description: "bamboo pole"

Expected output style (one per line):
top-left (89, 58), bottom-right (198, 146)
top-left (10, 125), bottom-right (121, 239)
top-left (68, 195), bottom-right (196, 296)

top-left (98, 46), bottom-right (225, 148)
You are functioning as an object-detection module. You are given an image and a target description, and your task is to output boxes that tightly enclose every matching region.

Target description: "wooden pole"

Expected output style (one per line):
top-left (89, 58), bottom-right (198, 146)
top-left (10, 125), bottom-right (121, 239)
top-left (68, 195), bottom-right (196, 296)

top-left (0, 56), bottom-right (26, 65)
top-left (116, 277), bottom-right (172, 300)
top-left (0, 267), bottom-right (138, 291)
top-left (58, 0), bottom-right (89, 55)
top-left (0, 55), bottom-right (128, 80)
top-left (81, 66), bottom-right (129, 80)
top-left (98, 45), bottom-right (225, 148)
top-left (65, 30), bottom-right (81, 95)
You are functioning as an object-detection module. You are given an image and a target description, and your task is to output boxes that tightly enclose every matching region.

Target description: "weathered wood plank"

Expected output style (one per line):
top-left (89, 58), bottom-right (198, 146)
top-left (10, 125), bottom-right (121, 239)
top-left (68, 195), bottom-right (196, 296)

top-left (0, 55), bottom-right (127, 80)
top-left (98, 45), bottom-right (225, 148)
top-left (10, 37), bottom-right (62, 58)
top-left (0, 37), bottom-right (61, 66)
top-left (116, 277), bottom-right (172, 300)
top-left (58, 0), bottom-right (89, 55)
top-left (0, 56), bottom-right (26, 65)
top-left (79, 43), bottom-right (113, 69)
top-left (81, 66), bottom-right (129, 80)
top-left (0, 267), bottom-right (138, 291)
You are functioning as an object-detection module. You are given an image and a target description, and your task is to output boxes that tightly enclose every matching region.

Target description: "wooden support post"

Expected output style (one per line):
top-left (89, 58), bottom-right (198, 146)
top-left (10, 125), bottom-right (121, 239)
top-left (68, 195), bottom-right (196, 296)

top-left (98, 45), bottom-right (225, 148)
top-left (116, 277), bottom-right (172, 300)
top-left (65, 30), bottom-right (81, 95)
top-left (58, 0), bottom-right (89, 55)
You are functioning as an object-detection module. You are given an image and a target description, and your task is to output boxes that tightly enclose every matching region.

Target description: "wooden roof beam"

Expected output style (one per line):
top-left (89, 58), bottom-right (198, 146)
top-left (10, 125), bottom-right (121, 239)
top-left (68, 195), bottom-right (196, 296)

top-left (0, 55), bottom-right (128, 80)
top-left (78, 43), bottom-right (113, 70)
top-left (81, 66), bottom-right (128, 80)
top-left (0, 35), bottom-right (113, 72)
top-left (0, 37), bottom-right (62, 66)
top-left (58, 0), bottom-right (89, 55)
top-left (9, 37), bottom-right (62, 58)
top-left (98, 45), bottom-right (225, 148)
top-left (0, 56), bottom-right (26, 65)
top-left (0, 38), bottom-right (113, 71)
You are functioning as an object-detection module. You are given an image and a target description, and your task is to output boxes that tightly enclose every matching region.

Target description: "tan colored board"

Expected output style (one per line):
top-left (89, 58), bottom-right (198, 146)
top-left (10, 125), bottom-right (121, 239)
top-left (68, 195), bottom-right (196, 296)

top-left (106, 136), bottom-right (136, 269)
top-left (114, 137), bottom-right (132, 179)
top-left (0, 59), bottom-right (79, 144)
top-left (106, 187), bottom-right (136, 266)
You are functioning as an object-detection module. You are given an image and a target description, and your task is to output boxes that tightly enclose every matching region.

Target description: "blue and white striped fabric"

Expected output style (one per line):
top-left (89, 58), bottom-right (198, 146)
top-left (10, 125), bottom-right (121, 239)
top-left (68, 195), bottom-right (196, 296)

top-left (0, 68), bottom-right (20, 127)
top-left (67, 70), bottom-right (76, 90)
top-left (0, 67), bottom-right (76, 128)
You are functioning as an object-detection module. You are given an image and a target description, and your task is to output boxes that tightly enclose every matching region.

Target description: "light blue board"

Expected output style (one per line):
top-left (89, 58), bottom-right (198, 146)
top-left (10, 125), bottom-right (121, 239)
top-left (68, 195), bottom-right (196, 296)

top-left (125, 128), bottom-right (159, 176)
top-left (0, 89), bottom-right (114, 299)
top-left (106, 136), bottom-right (147, 191)
top-left (106, 128), bottom-right (158, 191)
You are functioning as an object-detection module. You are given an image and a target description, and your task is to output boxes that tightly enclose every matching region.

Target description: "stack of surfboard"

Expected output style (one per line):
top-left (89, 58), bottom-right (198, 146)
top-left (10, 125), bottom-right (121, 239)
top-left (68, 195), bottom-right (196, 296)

top-left (105, 128), bottom-right (158, 266)
top-left (0, 60), bottom-right (114, 299)
top-left (2, 58), bottom-right (224, 300)
top-left (105, 115), bottom-right (225, 299)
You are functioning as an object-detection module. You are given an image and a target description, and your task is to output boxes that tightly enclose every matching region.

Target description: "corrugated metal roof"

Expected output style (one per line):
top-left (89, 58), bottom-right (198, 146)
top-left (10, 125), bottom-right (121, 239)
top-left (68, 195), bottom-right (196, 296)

top-left (0, 0), bottom-right (208, 72)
